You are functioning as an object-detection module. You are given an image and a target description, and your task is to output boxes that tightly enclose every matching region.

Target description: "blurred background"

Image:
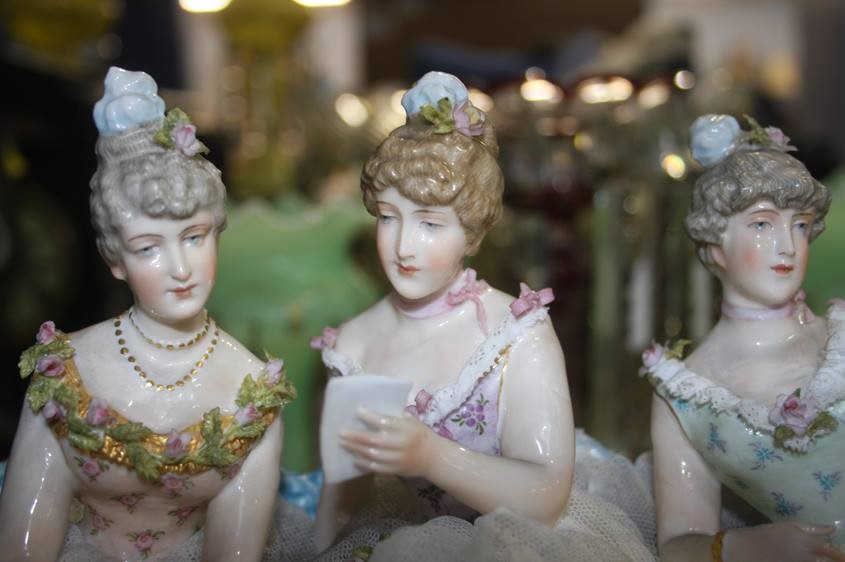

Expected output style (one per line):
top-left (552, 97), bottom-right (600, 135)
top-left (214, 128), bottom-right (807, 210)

top-left (1, 0), bottom-right (844, 472)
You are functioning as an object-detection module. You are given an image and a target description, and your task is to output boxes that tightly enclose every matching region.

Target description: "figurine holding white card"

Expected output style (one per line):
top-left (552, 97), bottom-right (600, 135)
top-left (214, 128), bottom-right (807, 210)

top-left (312, 72), bottom-right (656, 562)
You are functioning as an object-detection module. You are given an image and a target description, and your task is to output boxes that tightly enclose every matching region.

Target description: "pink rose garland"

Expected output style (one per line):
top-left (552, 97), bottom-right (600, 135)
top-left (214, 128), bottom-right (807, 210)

top-left (36, 321), bottom-right (57, 344)
top-left (36, 355), bottom-right (65, 377)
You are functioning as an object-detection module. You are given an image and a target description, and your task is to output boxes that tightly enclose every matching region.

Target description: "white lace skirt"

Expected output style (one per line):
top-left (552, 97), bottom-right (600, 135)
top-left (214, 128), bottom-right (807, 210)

top-left (317, 431), bottom-right (659, 562)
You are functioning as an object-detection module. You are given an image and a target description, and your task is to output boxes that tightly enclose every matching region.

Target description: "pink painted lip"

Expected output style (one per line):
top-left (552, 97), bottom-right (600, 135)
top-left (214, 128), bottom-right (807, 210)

top-left (771, 264), bottom-right (794, 274)
top-left (397, 264), bottom-right (419, 276)
top-left (171, 284), bottom-right (197, 297)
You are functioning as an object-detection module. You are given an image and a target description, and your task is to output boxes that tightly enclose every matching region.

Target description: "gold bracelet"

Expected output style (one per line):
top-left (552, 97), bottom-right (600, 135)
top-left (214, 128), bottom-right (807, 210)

top-left (711, 530), bottom-right (726, 562)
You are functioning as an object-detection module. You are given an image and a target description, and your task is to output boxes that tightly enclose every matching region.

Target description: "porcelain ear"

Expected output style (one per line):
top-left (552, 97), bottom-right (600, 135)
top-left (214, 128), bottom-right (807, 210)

top-left (708, 244), bottom-right (727, 271)
top-left (105, 254), bottom-right (127, 281)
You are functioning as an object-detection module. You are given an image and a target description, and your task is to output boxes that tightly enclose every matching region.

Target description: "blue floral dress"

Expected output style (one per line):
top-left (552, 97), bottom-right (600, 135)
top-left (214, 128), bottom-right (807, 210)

top-left (642, 305), bottom-right (845, 546)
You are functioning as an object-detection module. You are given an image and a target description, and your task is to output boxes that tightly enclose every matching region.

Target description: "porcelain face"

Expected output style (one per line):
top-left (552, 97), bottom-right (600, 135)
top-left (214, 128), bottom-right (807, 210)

top-left (713, 200), bottom-right (812, 309)
top-left (375, 187), bottom-right (468, 302)
top-left (109, 210), bottom-right (218, 324)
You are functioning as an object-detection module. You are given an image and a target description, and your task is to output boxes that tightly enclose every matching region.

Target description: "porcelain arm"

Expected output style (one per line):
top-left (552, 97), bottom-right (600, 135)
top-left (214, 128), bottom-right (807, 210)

top-left (652, 395), bottom-right (845, 562)
top-left (203, 416), bottom-right (283, 561)
top-left (0, 406), bottom-right (78, 561)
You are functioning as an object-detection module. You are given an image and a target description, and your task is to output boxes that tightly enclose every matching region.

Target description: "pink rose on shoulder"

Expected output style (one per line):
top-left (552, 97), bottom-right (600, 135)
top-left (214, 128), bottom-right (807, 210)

top-left (265, 359), bottom-right (284, 385)
top-left (235, 403), bottom-right (260, 425)
top-left (161, 472), bottom-right (187, 493)
top-left (81, 460), bottom-right (102, 479)
top-left (165, 429), bottom-right (192, 460)
top-left (86, 398), bottom-right (113, 426)
top-left (42, 400), bottom-right (66, 423)
top-left (768, 393), bottom-right (820, 436)
top-left (452, 100), bottom-right (486, 136)
top-left (36, 321), bottom-right (57, 344)
top-left (171, 121), bottom-right (203, 156)
top-left (640, 341), bottom-right (664, 374)
top-left (36, 355), bottom-right (65, 377)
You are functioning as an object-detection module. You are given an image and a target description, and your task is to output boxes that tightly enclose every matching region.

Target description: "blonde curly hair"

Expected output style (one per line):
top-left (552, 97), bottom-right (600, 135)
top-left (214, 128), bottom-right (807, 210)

top-left (361, 114), bottom-right (504, 255)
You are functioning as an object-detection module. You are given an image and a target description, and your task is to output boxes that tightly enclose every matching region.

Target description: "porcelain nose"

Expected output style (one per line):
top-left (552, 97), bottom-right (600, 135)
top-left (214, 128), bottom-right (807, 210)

top-left (397, 223), bottom-right (415, 259)
top-left (777, 224), bottom-right (796, 256)
top-left (168, 247), bottom-right (192, 280)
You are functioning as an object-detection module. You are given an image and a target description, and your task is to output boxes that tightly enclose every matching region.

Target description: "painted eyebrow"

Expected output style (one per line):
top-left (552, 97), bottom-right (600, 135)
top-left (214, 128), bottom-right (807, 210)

top-left (413, 209), bottom-right (448, 217)
top-left (180, 223), bottom-right (212, 236)
top-left (126, 233), bottom-right (163, 243)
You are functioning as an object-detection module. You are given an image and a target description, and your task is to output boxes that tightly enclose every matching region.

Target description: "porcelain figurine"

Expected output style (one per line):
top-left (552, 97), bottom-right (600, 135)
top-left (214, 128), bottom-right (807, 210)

top-left (643, 114), bottom-right (845, 561)
top-left (0, 67), bottom-right (295, 561)
top-left (311, 72), bottom-right (656, 562)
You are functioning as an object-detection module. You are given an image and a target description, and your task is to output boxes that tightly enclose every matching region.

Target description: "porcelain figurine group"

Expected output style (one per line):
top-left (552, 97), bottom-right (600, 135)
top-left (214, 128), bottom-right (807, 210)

top-left (0, 67), bottom-right (842, 562)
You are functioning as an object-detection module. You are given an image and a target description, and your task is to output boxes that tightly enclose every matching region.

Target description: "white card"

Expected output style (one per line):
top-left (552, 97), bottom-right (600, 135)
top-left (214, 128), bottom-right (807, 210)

top-left (320, 374), bottom-right (412, 484)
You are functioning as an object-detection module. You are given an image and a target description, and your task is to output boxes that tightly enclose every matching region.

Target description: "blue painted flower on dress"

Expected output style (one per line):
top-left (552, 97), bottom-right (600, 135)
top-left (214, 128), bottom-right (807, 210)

top-left (771, 492), bottom-right (803, 517)
top-left (813, 471), bottom-right (841, 501)
top-left (706, 423), bottom-right (727, 453)
top-left (749, 442), bottom-right (783, 470)
top-left (673, 399), bottom-right (691, 412)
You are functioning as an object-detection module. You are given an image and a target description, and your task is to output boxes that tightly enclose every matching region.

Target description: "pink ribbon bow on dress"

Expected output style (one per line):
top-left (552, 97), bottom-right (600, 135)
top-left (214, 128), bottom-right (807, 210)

top-left (405, 389), bottom-right (433, 416)
top-left (309, 327), bottom-right (339, 350)
top-left (446, 269), bottom-right (490, 334)
top-left (509, 282), bottom-right (555, 318)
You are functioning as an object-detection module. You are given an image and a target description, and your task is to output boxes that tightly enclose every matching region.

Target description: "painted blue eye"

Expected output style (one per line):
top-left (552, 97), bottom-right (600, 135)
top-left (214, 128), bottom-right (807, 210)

top-left (137, 246), bottom-right (156, 257)
top-left (421, 221), bottom-right (442, 230)
top-left (185, 234), bottom-right (204, 246)
top-left (751, 221), bottom-right (770, 231)
top-left (379, 214), bottom-right (396, 224)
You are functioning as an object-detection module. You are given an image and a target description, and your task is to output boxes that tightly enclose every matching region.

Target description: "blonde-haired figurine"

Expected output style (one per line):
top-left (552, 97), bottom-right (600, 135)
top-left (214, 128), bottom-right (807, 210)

top-left (0, 67), bottom-right (295, 561)
top-left (644, 114), bottom-right (845, 561)
top-left (313, 72), bottom-right (656, 562)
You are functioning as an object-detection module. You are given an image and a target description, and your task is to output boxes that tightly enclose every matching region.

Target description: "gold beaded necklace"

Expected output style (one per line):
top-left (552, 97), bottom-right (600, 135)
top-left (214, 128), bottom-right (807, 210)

top-left (114, 314), bottom-right (219, 392)
top-left (129, 308), bottom-right (209, 349)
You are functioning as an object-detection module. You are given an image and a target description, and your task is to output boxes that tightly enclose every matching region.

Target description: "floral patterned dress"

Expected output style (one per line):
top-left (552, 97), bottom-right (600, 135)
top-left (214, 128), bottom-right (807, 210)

top-left (322, 303), bottom-right (548, 521)
top-left (17, 323), bottom-right (295, 561)
top-left (317, 293), bottom-right (658, 562)
top-left (641, 305), bottom-right (845, 546)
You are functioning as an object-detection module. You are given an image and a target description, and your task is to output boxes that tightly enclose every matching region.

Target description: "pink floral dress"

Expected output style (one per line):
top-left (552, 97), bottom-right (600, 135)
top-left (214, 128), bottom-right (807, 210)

top-left (321, 298), bottom-right (552, 521)
top-left (17, 324), bottom-right (294, 561)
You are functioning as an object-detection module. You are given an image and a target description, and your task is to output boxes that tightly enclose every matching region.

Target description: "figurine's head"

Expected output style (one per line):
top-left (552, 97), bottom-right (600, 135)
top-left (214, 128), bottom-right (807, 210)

top-left (361, 71), bottom-right (504, 256)
top-left (90, 67), bottom-right (227, 268)
top-left (685, 114), bottom-right (830, 273)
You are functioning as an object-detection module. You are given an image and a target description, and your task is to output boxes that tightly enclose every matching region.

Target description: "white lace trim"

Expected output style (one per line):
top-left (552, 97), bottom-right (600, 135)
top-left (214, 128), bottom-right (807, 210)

top-left (419, 307), bottom-right (549, 426)
top-left (320, 307), bottom-right (551, 426)
top-left (644, 304), bottom-right (845, 434)
top-left (321, 346), bottom-right (365, 378)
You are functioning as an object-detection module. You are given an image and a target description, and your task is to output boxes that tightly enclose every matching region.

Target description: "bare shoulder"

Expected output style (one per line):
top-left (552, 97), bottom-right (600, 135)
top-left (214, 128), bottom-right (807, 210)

top-left (67, 319), bottom-right (118, 354)
top-left (334, 296), bottom-right (394, 354)
top-left (213, 327), bottom-right (265, 380)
